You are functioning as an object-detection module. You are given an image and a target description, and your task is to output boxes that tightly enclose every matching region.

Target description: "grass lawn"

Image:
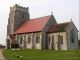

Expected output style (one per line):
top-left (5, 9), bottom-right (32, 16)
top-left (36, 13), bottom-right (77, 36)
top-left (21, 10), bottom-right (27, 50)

top-left (3, 49), bottom-right (80, 60)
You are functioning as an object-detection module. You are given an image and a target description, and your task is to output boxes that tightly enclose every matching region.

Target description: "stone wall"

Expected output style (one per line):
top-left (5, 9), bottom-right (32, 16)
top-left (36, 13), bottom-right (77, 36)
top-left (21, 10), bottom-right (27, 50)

top-left (15, 32), bottom-right (42, 49)
top-left (66, 22), bottom-right (78, 50)
top-left (48, 32), bottom-right (67, 50)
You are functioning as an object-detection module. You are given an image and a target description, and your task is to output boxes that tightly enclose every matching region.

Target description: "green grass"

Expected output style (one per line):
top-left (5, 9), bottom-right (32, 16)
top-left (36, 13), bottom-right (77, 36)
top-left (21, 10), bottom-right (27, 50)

top-left (3, 49), bottom-right (80, 60)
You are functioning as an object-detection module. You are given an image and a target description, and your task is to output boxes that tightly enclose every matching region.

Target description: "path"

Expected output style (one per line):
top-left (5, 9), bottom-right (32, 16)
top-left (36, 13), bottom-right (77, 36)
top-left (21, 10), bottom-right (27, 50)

top-left (0, 49), bottom-right (5, 60)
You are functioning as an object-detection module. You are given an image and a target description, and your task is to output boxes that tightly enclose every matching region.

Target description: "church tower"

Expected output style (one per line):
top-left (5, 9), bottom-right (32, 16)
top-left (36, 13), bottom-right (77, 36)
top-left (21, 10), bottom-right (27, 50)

top-left (7, 4), bottom-right (30, 35)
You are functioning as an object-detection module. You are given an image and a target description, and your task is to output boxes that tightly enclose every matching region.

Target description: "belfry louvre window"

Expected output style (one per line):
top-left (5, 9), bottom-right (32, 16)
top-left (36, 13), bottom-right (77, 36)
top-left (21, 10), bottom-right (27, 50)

top-left (28, 35), bottom-right (31, 43)
top-left (36, 34), bottom-right (40, 43)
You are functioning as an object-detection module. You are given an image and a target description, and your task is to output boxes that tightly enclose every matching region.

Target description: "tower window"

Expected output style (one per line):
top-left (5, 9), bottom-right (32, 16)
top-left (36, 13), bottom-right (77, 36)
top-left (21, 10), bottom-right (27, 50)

top-left (22, 15), bottom-right (25, 18)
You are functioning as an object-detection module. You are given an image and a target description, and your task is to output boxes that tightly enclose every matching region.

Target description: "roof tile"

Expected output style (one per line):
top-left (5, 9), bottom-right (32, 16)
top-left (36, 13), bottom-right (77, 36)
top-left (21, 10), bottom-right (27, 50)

top-left (14, 15), bottom-right (51, 34)
top-left (48, 22), bottom-right (70, 33)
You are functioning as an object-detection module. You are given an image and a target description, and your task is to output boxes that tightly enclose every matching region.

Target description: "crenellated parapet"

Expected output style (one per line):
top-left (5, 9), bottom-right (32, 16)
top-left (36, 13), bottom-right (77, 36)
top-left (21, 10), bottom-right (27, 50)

top-left (10, 4), bottom-right (29, 12)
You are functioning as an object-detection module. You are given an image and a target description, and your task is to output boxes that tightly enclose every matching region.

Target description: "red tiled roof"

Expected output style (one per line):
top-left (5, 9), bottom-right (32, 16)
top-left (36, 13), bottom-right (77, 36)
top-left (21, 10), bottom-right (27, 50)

top-left (14, 15), bottom-right (52, 34)
top-left (48, 22), bottom-right (70, 33)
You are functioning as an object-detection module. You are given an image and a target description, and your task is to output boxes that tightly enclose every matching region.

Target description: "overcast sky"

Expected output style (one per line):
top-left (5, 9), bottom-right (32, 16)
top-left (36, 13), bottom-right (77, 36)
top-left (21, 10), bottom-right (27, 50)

top-left (0, 0), bottom-right (79, 45)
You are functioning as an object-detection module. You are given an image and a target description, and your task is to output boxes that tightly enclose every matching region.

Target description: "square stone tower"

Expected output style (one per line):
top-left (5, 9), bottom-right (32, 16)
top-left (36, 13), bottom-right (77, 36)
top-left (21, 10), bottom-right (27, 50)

top-left (7, 4), bottom-right (30, 35)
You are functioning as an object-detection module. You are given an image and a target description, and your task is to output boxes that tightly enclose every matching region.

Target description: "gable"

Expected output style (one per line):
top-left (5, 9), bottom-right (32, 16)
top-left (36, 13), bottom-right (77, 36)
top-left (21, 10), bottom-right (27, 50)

top-left (42, 14), bottom-right (57, 32)
top-left (65, 21), bottom-right (78, 32)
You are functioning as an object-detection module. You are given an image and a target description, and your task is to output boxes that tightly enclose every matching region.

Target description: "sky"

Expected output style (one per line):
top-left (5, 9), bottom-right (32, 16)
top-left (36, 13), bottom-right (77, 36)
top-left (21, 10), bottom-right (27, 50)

top-left (0, 0), bottom-right (79, 45)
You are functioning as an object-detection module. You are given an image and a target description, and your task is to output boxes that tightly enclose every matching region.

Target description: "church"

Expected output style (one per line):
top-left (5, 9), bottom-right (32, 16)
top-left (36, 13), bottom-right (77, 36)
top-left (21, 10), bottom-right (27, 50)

top-left (6, 4), bottom-right (78, 50)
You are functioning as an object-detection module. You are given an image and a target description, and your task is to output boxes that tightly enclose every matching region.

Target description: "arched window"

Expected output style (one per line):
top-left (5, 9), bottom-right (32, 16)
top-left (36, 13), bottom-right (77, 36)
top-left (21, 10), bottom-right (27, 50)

top-left (28, 35), bottom-right (31, 43)
top-left (36, 34), bottom-right (40, 43)
top-left (52, 36), bottom-right (54, 48)
top-left (58, 35), bottom-right (63, 44)
top-left (22, 14), bottom-right (25, 18)
top-left (70, 29), bottom-right (75, 43)
top-left (48, 36), bottom-right (51, 44)
top-left (20, 35), bottom-right (23, 44)
top-left (16, 35), bottom-right (19, 43)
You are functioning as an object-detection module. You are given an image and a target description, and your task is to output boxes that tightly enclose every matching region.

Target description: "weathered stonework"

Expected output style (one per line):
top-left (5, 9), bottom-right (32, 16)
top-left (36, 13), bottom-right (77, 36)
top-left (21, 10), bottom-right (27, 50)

top-left (15, 32), bottom-right (42, 49)
top-left (48, 32), bottom-right (67, 50)
top-left (7, 4), bottom-right (30, 35)
top-left (7, 4), bottom-right (30, 49)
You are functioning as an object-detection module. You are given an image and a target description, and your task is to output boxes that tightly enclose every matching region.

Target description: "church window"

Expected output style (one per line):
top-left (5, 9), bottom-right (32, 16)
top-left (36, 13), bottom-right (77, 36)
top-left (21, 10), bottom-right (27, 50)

top-left (48, 36), bottom-right (51, 43)
top-left (52, 36), bottom-right (54, 42)
top-left (36, 34), bottom-right (40, 43)
top-left (58, 35), bottom-right (63, 44)
top-left (22, 14), bottom-right (25, 18)
top-left (22, 12), bottom-right (26, 18)
top-left (20, 39), bottom-right (23, 44)
top-left (16, 35), bottom-right (19, 43)
top-left (28, 35), bottom-right (31, 43)
top-left (52, 36), bottom-right (54, 44)
top-left (60, 36), bottom-right (63, 44)
top-left (51, 36), bottom-right (54, 49)
top-left (70, 29), bottom-right (75, 43)
top-left (20, 35), bottom-right (23, 44)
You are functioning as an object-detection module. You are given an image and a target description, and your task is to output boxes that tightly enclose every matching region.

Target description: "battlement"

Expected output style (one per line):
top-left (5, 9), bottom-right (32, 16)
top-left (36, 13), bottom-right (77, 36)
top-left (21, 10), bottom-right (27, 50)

top-left (10, 4), bottom-right (29, 12)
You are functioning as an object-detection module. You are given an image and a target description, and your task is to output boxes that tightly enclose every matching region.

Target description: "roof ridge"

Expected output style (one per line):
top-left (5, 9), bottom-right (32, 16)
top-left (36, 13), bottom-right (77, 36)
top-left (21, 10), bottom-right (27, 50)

top-left (48, 21), bottom-right (71, 33)
top-left (55, 21), bottom-right (71, 25)
top-left (30, 15), bottom-right (51, 20)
